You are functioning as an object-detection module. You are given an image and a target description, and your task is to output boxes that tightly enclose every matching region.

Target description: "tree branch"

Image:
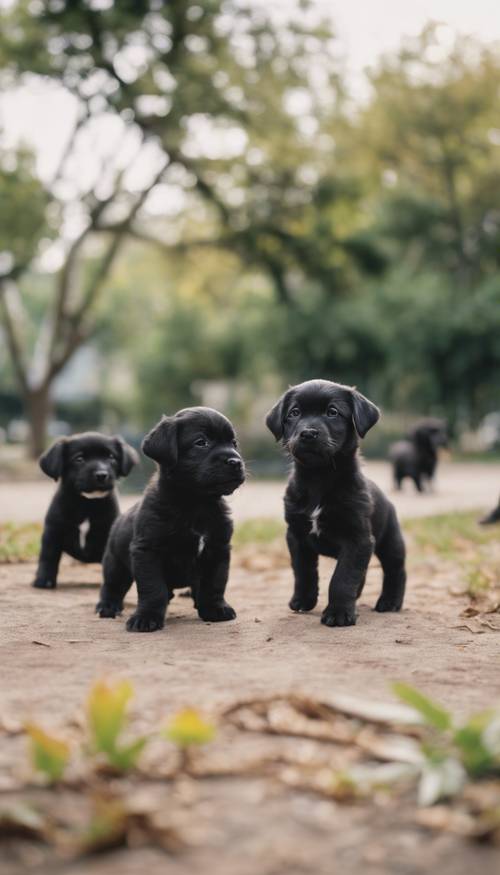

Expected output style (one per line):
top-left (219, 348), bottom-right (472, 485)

top-left (46, 159), bottom-right (169, 381)
top-left (0, 280), bottom-right (29, 393)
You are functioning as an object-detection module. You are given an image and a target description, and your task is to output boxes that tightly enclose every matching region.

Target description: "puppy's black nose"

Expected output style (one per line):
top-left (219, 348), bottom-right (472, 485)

top-left (300, 428), bottom-right (319, 441)
top-left (225, 456), bottom-right (243, 468)
top-left (95, 471), bottom-right (110, 484)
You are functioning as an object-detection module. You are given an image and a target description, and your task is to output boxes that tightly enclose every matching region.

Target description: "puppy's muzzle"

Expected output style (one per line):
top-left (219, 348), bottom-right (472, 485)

top-left (299, 428), bottom-right (319, 442)
top-left (85, 467), bottom-right (114, 493)
top-left (225, 455), bottom-right (244, 471)
top-left (95, 470), bottom-right (111, 486)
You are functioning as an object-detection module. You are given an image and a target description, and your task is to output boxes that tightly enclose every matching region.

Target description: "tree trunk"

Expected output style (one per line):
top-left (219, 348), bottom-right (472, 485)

top-left (24, 386), bottom-right (52, 459)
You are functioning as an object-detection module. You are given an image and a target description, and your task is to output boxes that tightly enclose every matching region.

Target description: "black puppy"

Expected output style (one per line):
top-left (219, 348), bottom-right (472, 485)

top-left (266, 379), bottom-right (406, 627)
top-left (96, 407), bottom-right (245, 632)
top-left (33, 432), bottom-right (139, 589)
top-left (389, 418), bottom-right (448, 492)
top-left (480, 495), bottom-right (500, 525)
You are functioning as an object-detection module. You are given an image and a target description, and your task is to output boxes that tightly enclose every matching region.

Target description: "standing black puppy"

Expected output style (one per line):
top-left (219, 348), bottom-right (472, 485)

top-left (389, 418), bottom-right (448, 492)
top-left (266, 380), bottom-right (406, 627)
top-left (33, 433), bottom-right (139, 589)
top-left (96, 407), bottom-right (245, 632)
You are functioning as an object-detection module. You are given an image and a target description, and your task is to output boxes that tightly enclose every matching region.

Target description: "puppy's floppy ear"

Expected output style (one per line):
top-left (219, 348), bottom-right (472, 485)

top-left (141, 416), bottom-right (178, 466)
top-left (265, 392), bottom-right (289, 441)
top-left (39, 438), bottom-right (66, 480)
top-left (350, 389), bottom-right (380, 439)
top-left (113, 437), bottom-right (139, 477)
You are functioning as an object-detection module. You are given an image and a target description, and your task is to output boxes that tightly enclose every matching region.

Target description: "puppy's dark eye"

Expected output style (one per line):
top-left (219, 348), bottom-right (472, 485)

top-left (108, 451), bottom-right (115, 460)
top-left (287, 407), bottom-right (300, 419)
top-left (74, 453), bottom-right (85, 463)
top-left (327, 405), bottom-right (339, 417)
top-left (194, 437), bottom-right (209, 448)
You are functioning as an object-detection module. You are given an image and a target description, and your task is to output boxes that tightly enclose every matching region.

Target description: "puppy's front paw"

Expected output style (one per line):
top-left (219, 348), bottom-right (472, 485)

top-left (96, 600), bottom-right (123, 618)
top-left (321, 606), bottom-right (357, 627)
top-left (374, 596), bottom-right (403, 613)
top-left (32, 577), bottom-right (57, 590)
top-left (289, 594), bottom-right (318, 612)
top-left (198, 601), bottom-right (236, 622)
top-left (126, 612), bottom-right (164, 633)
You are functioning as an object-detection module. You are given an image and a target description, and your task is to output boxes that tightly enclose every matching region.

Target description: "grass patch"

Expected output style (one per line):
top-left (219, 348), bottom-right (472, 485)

top-left (233, 517), bottom-right (285, 548)
top-left (0, 522), bottom-right (41, 563)
top-left (403, 511), bottom-right (498, 558)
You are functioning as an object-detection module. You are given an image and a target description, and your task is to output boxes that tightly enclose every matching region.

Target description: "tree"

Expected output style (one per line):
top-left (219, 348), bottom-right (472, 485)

top-left (351, 25), bottom-right (500, 284)
top-left (0, 0), bottom-right (352, 455)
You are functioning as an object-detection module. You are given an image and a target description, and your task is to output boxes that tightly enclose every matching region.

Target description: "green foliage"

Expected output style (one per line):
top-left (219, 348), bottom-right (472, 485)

top-left (25, 723), bottom-right (71, 783)
top-left (86, 680), bottom-right (147, 772)
top-left (0, 149), bottom-right (50, 266)
top-left (393, 683), bottom-right (500, 804)
top-left (0, 522), bottom-right (41, 563)
top-left (393, 684), bottom-right (452, 732)
top-left (404, 511), bottom-right (498, 558)
top-left (1, 7), bottom-right (499, 438)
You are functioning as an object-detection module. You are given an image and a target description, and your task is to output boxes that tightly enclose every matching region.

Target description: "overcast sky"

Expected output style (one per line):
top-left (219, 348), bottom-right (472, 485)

top-left (1, 0), bottom-right (499, 185)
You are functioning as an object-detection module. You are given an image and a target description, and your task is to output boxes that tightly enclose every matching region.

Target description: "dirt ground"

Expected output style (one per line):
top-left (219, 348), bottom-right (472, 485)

top-left (1, 513), bottom-right (500, 874)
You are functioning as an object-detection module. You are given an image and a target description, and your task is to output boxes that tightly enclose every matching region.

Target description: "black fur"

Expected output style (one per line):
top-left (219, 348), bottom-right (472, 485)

top-left (96, 407), bottom-right (245, 632)
top-left (389, 418), bottom-right (448, 493)
top-left (266, 379), bottom-right (406, 627)
top-left (33, 432), bottom-right (138, 589)
top-left (480, 495), bottom-right (500, 525)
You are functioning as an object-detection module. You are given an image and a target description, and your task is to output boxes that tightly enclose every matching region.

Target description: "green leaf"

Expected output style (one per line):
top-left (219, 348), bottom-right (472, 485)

top-left (87, 680), bottom-right (133, 754)
top-left (392, 683), bottom-right (452, 731)
top-left (454, 726), bottom-right (496, 777)
top-left (108, 737), bottom-right (148, 772)
top-left (25, 723), bottom-right (70, 782)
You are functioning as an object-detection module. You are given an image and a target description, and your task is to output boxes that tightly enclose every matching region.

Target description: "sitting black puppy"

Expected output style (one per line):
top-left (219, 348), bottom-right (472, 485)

top-left (389, 418), bottom-right (448, 493)
top-left (96, 407), bottom-right (245, 632)
top-left (266, 380), bottom-right (406, 627)
top-left (33, 432), bottom-right (139, 589)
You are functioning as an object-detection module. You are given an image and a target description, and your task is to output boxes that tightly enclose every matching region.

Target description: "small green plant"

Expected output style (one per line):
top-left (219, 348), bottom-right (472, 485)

top-left (465, 565), bottom-right (494, 599)
top-left (78, 797), bottom-right (128, 854)
top-left (393, 683), bottom-right (500, 805)
top-left (25, 723), bottom-right (71, 783)
top-left (163, 708), bottom-right (215, 770)
top-left (86, 680), bottom-right (147, 772)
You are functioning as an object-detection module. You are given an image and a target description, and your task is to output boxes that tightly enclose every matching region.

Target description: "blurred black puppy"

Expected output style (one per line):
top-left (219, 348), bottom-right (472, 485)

top-left (266, 380), bottom-right (406, 627)
top-left (33, 432), bottom-right (138, 589)
top-left (96, 407), bottom-right (245, 632)
top-left (480, 495), bottom-right (500, 525)
top-left (389, 418), bottom-right (448, 493)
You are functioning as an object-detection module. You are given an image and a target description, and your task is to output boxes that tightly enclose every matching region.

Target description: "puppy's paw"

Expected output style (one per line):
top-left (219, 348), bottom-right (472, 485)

top-left (126, 612), bottom-right (164, 633)
top-left (289, 594), bottom-right (318, 612)
top-left (198, 601), bottom-right (236, 622)
top-left (321, 606), bottom-right (357, 627)
top-left (96, 600), bottom-right (123, 618)
top-left (32, 577), bottom-right (57, 590)
top-left (374, 596), bottom-right (403, 613)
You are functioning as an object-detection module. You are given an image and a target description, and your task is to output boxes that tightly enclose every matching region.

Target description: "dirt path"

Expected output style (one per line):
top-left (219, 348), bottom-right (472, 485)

top-left (1, 460), bottom-right (500, 523)
top-left (1, 524), bottom-right (500, 874)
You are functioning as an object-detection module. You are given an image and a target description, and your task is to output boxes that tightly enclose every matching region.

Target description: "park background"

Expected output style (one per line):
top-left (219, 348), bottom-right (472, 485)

top-left (0, 0), bottom-right (499, 481)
